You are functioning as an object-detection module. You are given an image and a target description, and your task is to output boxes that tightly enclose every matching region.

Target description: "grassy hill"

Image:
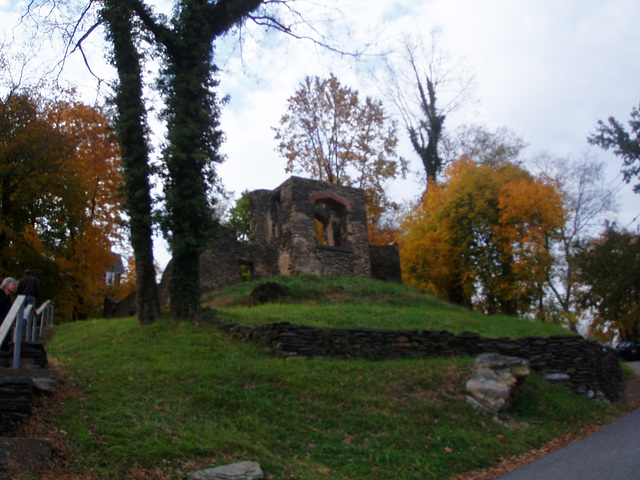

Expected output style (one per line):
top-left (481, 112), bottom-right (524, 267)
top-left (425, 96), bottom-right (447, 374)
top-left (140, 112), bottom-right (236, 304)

top-left (38, 275), bottom-right (632, 480)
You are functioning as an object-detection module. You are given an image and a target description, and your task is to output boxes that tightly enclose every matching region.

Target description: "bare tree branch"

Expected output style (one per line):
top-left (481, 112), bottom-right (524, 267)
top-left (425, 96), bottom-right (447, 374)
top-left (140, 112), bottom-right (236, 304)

top-left (382, 31), bottom-right (477, 184)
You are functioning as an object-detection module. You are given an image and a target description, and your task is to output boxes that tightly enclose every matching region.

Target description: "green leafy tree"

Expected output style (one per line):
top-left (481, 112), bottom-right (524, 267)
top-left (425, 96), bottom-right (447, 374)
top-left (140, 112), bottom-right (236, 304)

top-left (0, 91), bottom-right (72, 268)
top-left (274, 73), bottom-right (407, 225)
top-left (102, 0), bottom-right (265, 319)
top-left (588, 102), bottom-right (640, 193)
top-left (226, 190), bottom-right (251, 242)
top-left (576, 225), bottom-right (640, 340)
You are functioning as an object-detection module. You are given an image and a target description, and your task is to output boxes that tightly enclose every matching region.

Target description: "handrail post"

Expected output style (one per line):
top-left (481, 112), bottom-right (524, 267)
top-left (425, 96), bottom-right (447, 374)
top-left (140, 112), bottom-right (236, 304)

top-left (24, 305), bottom-right (34, 343)
top-left (39, 307), bottom-right (46, 338)
top-left (30, 306), bottom-right (38, 342)
top-left (0, 296), bottom-right (25, 352)
top-left (12, 303), bottom-right (25, 369)
top-left (35, 300), bottom-right (54, 341)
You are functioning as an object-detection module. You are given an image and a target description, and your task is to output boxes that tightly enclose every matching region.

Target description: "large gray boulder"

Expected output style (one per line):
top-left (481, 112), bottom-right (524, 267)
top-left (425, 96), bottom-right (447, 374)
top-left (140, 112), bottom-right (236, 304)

top-left (466, 353), bottom-right (530, 412)
top-left (189, 461), bottom-right (263, 480)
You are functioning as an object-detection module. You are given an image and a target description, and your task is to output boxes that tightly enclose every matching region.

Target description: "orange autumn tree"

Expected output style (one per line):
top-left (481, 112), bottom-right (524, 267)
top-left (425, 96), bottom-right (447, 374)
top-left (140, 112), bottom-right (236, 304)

top-left (399, 156), bottom-right (565, 315)
top-left (45, 100), bottom-right (125, 320)
top-left (274, 74), bottom-right (407, 227)
top-left (0, 91), bottom-right (124, 320)
top-left (0, 92), bottom-right (74, 274)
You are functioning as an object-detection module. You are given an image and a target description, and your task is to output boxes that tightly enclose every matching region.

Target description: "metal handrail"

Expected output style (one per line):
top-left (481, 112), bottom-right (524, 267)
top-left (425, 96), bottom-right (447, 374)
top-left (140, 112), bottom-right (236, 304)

top-left (0, 295), bottom-right (55, 369)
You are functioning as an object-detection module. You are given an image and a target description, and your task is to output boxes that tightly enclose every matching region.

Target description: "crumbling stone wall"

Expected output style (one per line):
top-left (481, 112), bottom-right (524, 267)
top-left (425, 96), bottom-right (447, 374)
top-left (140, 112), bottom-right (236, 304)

top-left (171, 177), bottom-right (398, 299)
top-left (369, 244), bottom-right (402, 282)
top-left (249, 176), bottom-right (373, 278)
top-left (219, 322), bottom-right (624, 402)
top-left (196, 226), bottom-right (258, 292)
top-left (111, 177), bottom-right (402, 316)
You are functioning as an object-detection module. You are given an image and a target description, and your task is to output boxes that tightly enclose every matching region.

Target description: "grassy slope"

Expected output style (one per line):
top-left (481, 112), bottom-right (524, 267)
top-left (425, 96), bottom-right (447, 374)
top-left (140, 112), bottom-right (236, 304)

top-left (44, 275), bottom-right (630, 480)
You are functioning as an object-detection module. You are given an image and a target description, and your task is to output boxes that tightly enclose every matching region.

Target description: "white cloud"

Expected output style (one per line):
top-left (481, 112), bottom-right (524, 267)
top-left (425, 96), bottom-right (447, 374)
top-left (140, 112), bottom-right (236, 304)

top-left (3, 0), bottom-right (640, 268)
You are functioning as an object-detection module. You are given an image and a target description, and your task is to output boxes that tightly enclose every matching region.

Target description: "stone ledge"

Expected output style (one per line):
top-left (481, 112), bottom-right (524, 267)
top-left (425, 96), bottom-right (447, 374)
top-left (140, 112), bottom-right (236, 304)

top-left (218, 321), bottom-right (624, 402)
top-left (0, 437), bottom-right (53, 471)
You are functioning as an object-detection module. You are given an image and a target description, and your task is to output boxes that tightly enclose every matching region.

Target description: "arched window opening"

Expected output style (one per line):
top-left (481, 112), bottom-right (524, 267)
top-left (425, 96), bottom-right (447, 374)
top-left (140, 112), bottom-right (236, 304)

top-left (239, 262), bottom-right (253, 282)
top-left (313, 199), bottom-right (345, 247)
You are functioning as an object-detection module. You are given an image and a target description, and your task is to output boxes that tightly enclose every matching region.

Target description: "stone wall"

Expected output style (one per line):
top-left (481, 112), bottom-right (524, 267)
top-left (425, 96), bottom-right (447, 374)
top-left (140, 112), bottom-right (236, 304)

top-left (219, 322), bottom-right (624, 402)
top-left (369, 244), bottom-right (403, 282)
top-left (250, 176), bottom-right (373, 278)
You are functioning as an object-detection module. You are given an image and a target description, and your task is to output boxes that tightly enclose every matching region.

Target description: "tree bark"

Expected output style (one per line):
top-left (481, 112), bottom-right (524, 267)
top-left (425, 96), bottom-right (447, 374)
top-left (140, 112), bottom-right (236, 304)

top-left (131, 0), bottom-right (264, 319)
top-left (102, 0), bottom-right (160, 324)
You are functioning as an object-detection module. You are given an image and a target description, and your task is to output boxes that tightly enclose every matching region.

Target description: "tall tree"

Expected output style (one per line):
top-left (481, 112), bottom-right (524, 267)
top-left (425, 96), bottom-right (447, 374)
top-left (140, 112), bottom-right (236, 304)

top-left (101, 0), bottom-right (160, 324)
top-left (0, 91), bottom-right (124, 320)
top-left (588, 102), bottom-right (640, 193)
top-left (124, 0), bottom-right (262, 319)
top-left (24, 0), bottom-right (358, 319)
top-left (0, 91), bottom-right (74, 272)
top-left (400, 156), bottom-right (564, 315)
top-left (274, 73), bottom-right (407, 225)
top-left (385, 32), bottom-right (476, 185)
top-left (49, 100), bottom-right (125, 320)
top-left (442, 124), bottom-right (527, 168)
top-left (576, 225), bottom-right (640, 341)
top-left (531, 154), bottom-right (617, 327)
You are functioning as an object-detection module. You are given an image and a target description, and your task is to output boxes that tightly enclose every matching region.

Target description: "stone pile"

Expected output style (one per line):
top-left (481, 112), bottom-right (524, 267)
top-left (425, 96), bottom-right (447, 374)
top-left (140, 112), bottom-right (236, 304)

top-left (466, 353), bottom-right (530, 411)
top-left (218, 321), bottom-right (624, 402)
top-left (190, 461), bottom-right (263, 480)
top-left (0, 378), bottom-right (34, 435)
top-left (0, 437), bottom-right (53, 471)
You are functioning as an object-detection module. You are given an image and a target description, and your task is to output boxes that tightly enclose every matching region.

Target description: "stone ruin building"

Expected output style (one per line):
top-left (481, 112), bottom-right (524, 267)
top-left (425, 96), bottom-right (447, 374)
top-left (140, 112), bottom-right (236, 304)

top-left (193, 176), bottom-right (402, 293)
top-left (107, 176), bottom-right (402, 317)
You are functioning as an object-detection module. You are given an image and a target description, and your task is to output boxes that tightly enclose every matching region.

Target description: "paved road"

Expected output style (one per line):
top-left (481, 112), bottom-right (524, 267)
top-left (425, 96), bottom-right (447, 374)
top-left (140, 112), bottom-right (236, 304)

top-left (495, 361), bottom-right (640, 480)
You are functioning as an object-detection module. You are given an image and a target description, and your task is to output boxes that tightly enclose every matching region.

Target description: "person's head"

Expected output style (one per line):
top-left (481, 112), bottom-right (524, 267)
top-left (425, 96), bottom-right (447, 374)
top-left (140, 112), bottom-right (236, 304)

top-left (24, 270), bottom-right (31, 277)
top-left (1, 277), bottom-right (17, 294)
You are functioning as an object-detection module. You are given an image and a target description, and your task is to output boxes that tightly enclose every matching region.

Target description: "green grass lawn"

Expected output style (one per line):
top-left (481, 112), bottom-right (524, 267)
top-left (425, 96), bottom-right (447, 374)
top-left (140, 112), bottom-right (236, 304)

top-left (43, 275), bottom-right (633, 479)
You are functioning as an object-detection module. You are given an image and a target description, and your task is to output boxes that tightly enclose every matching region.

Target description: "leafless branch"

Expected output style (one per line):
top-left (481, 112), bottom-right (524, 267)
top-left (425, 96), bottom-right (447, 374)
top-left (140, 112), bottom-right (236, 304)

top-left (245, 3), bottom-right (365, 59)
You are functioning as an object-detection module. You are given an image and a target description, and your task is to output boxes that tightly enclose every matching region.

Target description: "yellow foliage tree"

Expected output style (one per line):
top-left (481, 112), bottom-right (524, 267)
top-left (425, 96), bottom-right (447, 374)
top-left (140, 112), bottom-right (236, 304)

top-left (47, 100), bottom-right (125, 320)
top-left (399, 156), bottom-right (565, 315)
top-left (0, 92), bottom-right (124, 320)
top-left (273, 74), bottom-right (407, 226)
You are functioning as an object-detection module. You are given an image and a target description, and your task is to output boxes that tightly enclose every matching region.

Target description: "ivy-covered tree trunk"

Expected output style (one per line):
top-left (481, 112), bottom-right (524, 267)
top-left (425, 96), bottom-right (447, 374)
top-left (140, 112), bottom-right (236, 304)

top-left (102, 1), bottom-right (160, 324)
top-left (157, 5), bottom-right (222, 319)
top-left (130, 0), bottom-right (263, 319)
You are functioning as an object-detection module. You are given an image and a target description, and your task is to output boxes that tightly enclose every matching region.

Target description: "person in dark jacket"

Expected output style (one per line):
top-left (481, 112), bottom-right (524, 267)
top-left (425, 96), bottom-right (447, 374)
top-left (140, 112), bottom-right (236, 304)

top-left (0, 277), bottom-right (17, 321)
top-left (17, 270), bottom-right (40, 309)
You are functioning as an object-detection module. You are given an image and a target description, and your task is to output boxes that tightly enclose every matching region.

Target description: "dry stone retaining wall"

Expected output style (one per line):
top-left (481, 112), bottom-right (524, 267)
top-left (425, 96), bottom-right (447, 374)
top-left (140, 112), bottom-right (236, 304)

top-left (219, 322), bottom-right (624, 402)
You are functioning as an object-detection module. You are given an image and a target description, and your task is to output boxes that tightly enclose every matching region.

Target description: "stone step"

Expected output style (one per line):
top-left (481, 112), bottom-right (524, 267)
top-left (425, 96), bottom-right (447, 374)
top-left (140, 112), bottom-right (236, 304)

top-left (0, 343), bottom-right (48, 369)
top-left (0, 368), bottom-right (62, 394)
top-left (0, 437), bottom-right (53, 471)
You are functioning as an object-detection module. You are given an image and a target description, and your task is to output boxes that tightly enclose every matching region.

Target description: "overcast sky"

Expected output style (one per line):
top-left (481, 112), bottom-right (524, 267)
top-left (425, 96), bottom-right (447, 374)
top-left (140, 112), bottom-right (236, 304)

top-left (2, 0), bottom-right (639, 270)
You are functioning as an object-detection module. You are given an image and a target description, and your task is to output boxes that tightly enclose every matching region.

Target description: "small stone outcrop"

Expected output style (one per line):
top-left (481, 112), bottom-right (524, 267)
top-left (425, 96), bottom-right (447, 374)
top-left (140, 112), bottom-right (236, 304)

top-left (466, 353), bottom-right (530, 411)
top-left (0, 378), bottom-right (34, 434)
top-left (190, 461), bottom-right (263, 480)
top-left (0, 438), bottom-right (53, 471)
top-left (245, 282), bottom-right (288, 305)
